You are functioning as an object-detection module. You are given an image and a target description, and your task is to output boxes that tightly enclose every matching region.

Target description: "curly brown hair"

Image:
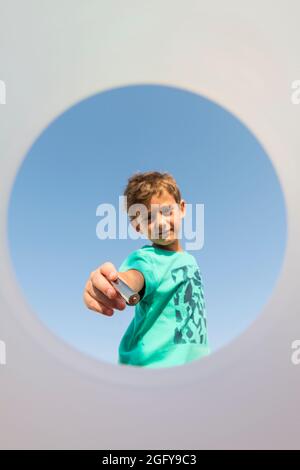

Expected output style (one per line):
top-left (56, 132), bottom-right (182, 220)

top-left (123, 171), bottom-right (182, 221)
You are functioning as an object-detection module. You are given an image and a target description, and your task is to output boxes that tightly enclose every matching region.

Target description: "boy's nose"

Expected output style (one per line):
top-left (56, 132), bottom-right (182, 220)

top-left (158, 221), bottom-right (170, 234)
top-left (156, 211), bottom-right (167, 223)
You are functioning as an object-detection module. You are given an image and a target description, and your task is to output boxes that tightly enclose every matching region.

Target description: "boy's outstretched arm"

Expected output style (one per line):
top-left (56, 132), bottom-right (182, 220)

top-left (118, 269), bottom-right (145, 295)
top-left (83, 261), bottom-right (144, 316)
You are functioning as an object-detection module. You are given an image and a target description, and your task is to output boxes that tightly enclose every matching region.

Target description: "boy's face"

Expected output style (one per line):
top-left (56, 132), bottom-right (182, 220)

top-left (132, 189), bottom-right (186, 246)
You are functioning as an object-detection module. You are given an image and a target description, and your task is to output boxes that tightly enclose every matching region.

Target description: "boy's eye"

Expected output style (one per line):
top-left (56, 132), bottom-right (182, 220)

top-left (161, 206), bottom-right (173, 216)
top-left (146, 206), bottom-right (174, 222)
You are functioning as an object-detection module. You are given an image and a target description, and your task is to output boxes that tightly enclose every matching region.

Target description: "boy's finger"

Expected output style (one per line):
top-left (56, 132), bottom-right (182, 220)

top-left (87, 281), bottom-right (126, 310)
top-left (90, 269), bottom-right (118, 299)
top-left (100, 262), bottom-right (118, 281)
top-left (83, 292), bottom-right (114, 316)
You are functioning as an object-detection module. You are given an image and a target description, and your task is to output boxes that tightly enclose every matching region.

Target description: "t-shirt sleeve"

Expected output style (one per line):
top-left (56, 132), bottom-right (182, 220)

top-left (118, 249), bottom-right (158, 301)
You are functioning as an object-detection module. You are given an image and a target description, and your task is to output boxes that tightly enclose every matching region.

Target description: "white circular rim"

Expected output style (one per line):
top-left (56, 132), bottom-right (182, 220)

top-left (1, 82), bottom-right (289, 389)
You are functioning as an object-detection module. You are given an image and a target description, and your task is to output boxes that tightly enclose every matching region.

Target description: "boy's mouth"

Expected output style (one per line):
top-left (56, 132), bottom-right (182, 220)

top-left (159, 229), bottom-right (173, 238)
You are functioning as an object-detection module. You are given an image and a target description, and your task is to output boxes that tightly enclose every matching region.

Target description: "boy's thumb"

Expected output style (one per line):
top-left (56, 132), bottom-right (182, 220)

top-left (109, 271), bottom-right (118, 281)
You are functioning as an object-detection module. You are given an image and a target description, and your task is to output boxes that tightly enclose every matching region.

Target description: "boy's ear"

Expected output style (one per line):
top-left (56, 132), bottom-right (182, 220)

top-left (130, 218), bottom-right (141, 232)
top-left (129, 215), bottom-right (138, 230)
top-left (180, 199), bottom-right (186, 218)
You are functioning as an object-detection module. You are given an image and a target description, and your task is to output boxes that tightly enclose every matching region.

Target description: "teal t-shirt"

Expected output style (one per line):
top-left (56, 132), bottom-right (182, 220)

top-left (117, 244), bottom-right (210, 368)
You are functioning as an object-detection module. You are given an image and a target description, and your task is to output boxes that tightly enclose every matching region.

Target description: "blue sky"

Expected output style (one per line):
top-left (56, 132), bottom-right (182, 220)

top-left (7, 84), bottom-right (287, 365)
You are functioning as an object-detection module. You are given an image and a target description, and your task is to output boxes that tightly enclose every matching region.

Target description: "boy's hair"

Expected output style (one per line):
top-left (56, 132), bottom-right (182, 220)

top-left (123, 171), bottom-right (182, 221)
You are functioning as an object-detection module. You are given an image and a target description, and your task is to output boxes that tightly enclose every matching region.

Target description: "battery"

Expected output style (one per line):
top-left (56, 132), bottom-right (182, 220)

top-left (109, 275), bottom-right (140, 306)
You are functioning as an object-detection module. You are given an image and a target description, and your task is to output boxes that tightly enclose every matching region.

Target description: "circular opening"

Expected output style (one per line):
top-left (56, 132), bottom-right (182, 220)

top-left (7, 84), bottom-right (287, 373)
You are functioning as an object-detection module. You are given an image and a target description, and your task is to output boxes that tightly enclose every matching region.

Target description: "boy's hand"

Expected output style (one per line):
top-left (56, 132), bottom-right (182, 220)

top-left (83, 262), bottom-right (127, 316)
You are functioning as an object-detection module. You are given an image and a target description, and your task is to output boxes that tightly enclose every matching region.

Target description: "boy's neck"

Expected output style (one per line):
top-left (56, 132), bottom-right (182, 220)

top-left (151, 240), bottom-right (184, 253)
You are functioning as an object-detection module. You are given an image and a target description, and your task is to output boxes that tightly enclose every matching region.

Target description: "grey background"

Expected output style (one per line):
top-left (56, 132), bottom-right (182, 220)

top-left (0, 0), bottom-right (300, 449)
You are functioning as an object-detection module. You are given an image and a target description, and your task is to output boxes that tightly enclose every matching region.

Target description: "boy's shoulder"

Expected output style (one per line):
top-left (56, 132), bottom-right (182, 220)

top-left (124, 244), bottom-right (198, 267)
top-left (126, 244), bottom-right (154, 259)
top-left (139, 245), bottom-right (198, 267)
top-left (119, 245), bottom-right (154, 272)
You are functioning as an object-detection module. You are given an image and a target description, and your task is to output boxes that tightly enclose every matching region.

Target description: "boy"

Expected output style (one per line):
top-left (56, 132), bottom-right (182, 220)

top-left (83, 171), bottom-right (210, 368)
